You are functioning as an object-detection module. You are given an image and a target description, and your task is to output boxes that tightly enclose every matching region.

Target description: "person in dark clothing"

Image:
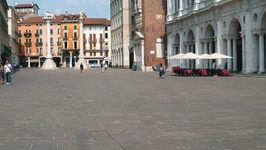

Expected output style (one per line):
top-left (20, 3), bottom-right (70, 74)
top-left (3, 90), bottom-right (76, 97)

top-left (80, 63), bottom-right (84, 73)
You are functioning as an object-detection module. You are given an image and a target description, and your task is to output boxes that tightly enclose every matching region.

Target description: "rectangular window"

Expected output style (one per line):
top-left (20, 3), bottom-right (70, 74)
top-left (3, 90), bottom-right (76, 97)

top-left (58, 47), bottom-right (61, 54)
top-left (105, 52), bottom-right (108, 57)
top-left (90, 52), bottom-right (92, 56)
top-left (36, 29), bottom-right (38, 33)
top-left (50, 29), bottom-right (53, 34)
top-left (94, 52), bottom-right (96, 56)
top-left (50, 38), bottom-right (53, 44)
top-left (64, 42), bottom-right (68, 49)
top-left (74, 42), bottom-right (77, 49)
top-left (105, 33), bottom-right (108, 38)
top-left (58, 38), bottom-right (60, 42)
top-left (40, 38), bottom-right (42, 43)
top-left (105, 27), bottom-right (108, 31)
top-left (100, 43), bottom-right (102, 50)
top-left (64, 33), bottom-right (67, 38)
top-left (40, 29), bottom-right (42, 35)
top-left (64, 26), bottom-right (67, 30)
top-left (74, 25), bottom-right (77, 30)
top-left (90, 43), bottom-right (92, 50)
top-left (74, 32), bottom-right (77, 38)
top-left (100, 52), bottom-right (103, 56)
top-left (58, 29), bottom-right (60, 34)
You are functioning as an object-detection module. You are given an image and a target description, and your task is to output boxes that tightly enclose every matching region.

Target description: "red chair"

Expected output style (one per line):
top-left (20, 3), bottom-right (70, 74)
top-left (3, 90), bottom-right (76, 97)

top-left (185, 69), bottom-right (193, 76)
top-left (222, 69), bottom-right (230, 76)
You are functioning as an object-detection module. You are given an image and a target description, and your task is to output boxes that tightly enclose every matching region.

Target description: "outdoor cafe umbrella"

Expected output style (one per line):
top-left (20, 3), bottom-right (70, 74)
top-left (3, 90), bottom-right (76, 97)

top-left (168, 53), bottom-right (185, 59)
top-left (179, 52), bottom-right (203, 69)
top-left (181, 52), bottom-right (203, 59)
top-left (208, 53), bottom-right (232, 59)
top-left (204, 53), bottom-right (233, 69)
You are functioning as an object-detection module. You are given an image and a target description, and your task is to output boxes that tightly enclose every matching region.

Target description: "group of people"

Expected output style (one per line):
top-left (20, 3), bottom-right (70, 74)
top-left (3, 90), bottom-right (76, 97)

top-left (79, 61), bottom-right (109, 74)
top-left (0, 59), bottom-right (13, 85)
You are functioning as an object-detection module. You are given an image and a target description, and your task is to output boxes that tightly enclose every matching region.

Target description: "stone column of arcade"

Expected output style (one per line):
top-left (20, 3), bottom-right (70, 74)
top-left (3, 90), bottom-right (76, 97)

top-left (75, 10), bottom-right (87, 69)
top-left (42, 11), bottom-right (57, 69)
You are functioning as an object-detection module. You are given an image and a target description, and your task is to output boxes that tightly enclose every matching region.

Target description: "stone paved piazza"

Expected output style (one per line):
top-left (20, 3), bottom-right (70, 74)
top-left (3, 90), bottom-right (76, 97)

top-left (0, 68), bottom-right (266, 150)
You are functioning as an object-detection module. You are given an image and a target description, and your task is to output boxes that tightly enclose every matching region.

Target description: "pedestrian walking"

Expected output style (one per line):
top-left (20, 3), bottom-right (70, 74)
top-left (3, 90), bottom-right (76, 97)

top-left (101, 61), bottom-right (104, 73)
top-left (104, 61), bottom-right (108, 72)
top-left (159, 63), bottom-right (165, 79)
top-left (0, 61), bottom-right (4, 85)
top-left (80, 63), bottom-right (84, 73)
top-left (4, 60), bottom-right (13, 84)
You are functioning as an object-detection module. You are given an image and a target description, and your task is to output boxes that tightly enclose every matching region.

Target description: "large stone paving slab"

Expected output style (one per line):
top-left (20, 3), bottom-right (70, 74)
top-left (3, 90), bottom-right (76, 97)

top-left (0, 68), bottom-right (266, 150)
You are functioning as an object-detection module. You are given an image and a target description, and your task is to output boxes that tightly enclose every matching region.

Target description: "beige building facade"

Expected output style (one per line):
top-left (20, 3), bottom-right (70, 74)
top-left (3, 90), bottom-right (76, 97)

top-left (110, 0), bottom-right (131, 68)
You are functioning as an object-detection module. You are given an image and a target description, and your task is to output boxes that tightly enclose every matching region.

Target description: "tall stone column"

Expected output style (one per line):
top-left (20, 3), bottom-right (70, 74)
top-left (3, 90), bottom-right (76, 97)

top-left (208, 42), bottom-right (212, 68)
top-left (233, 39), bottom-right (237, 71)
top-left (241, 34), bottom-right (246, 73)
top-left (259, 33), bottom-right (265, 73)
top-left (245, 11), bottom-right (256, 73)
top-left (204, 42), bottom-right (208, 68)
top-left (167, 33), bottom-right (173, 69)
top-left (141, 40), bottom-right (145, 71)
top-left (227, 38), bottom-right (232, 70)
top-left (75, 11), bottom-right (87, 69)
top-left (27, 56), bottom-right (30, 67)
top-left (69, 51), bottom-right (73, 68)
top-left (195, 26), bottom-right (201, 68)
top-left (42, 12), bottom-right (57, 69)
top-left (179, 0), bottom-right (183, 16)
top-left (216, 19), bottom-right (223, 68)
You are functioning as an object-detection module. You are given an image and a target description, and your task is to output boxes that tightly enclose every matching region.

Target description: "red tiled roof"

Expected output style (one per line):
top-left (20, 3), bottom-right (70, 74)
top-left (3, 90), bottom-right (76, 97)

top-left (19, 16), bottom-right (45, 24)
top-left (18, 14), bottom-right (110, 25)
top-left (84, 18), bottom-right (111, 26)
top-left (14, 3), bottom-right (39, 9)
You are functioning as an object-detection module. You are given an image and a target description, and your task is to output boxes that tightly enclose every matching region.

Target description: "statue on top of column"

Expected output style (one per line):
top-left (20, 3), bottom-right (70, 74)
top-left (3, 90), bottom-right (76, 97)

top-left (43, 11), bottom-right (55, 20)
top-left (79, 10), bottom-right (84, 19)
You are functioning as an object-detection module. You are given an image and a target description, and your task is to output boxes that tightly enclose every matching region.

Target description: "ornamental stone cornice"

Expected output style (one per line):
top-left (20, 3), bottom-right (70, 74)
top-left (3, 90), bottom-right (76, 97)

top-left (252, 28), bottom-right (266, 35)
top-left (200, 38), bottom-right (213, 43)
top-left (222, 34), bottom-right (239, 40)
top-left (183, 41), bottom-right (195, 45)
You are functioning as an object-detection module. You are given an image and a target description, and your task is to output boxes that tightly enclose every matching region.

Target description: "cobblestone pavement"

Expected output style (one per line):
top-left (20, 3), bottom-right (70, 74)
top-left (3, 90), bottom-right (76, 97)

top-left (0, 68), bottom-right (266, 150)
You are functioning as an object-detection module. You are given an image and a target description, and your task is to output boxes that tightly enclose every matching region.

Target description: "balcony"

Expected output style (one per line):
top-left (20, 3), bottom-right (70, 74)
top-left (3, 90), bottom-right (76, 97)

top-left (73, 37), bottom-right (78, 40)
top-left (98, 38), bottom-right (105, 43)
top-left (57, 42), bottom-right (61, 46)
top-left (83, 39), bottom-right (87, 44)
top-left (25, 42), bottom-right (32, 47)
top-left (89, 39), bottom-right (97, 44)
top-left (35, 33), bottom-right (40, 37)
top-left (35, 42), bottom-right (43, 47)
top-left (50, 43), bottom-right (54, 46)
top-left (18, 32), bottom-right (22, 38)
top-left (24, 32), bottom-right (32, 38)
top-left (63, 37), bottom-right (68, 40)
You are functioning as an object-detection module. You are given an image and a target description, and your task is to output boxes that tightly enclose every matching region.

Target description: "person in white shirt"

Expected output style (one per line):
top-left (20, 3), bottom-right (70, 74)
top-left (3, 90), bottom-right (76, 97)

top-left (4, 60), bottom-right (13, 85)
